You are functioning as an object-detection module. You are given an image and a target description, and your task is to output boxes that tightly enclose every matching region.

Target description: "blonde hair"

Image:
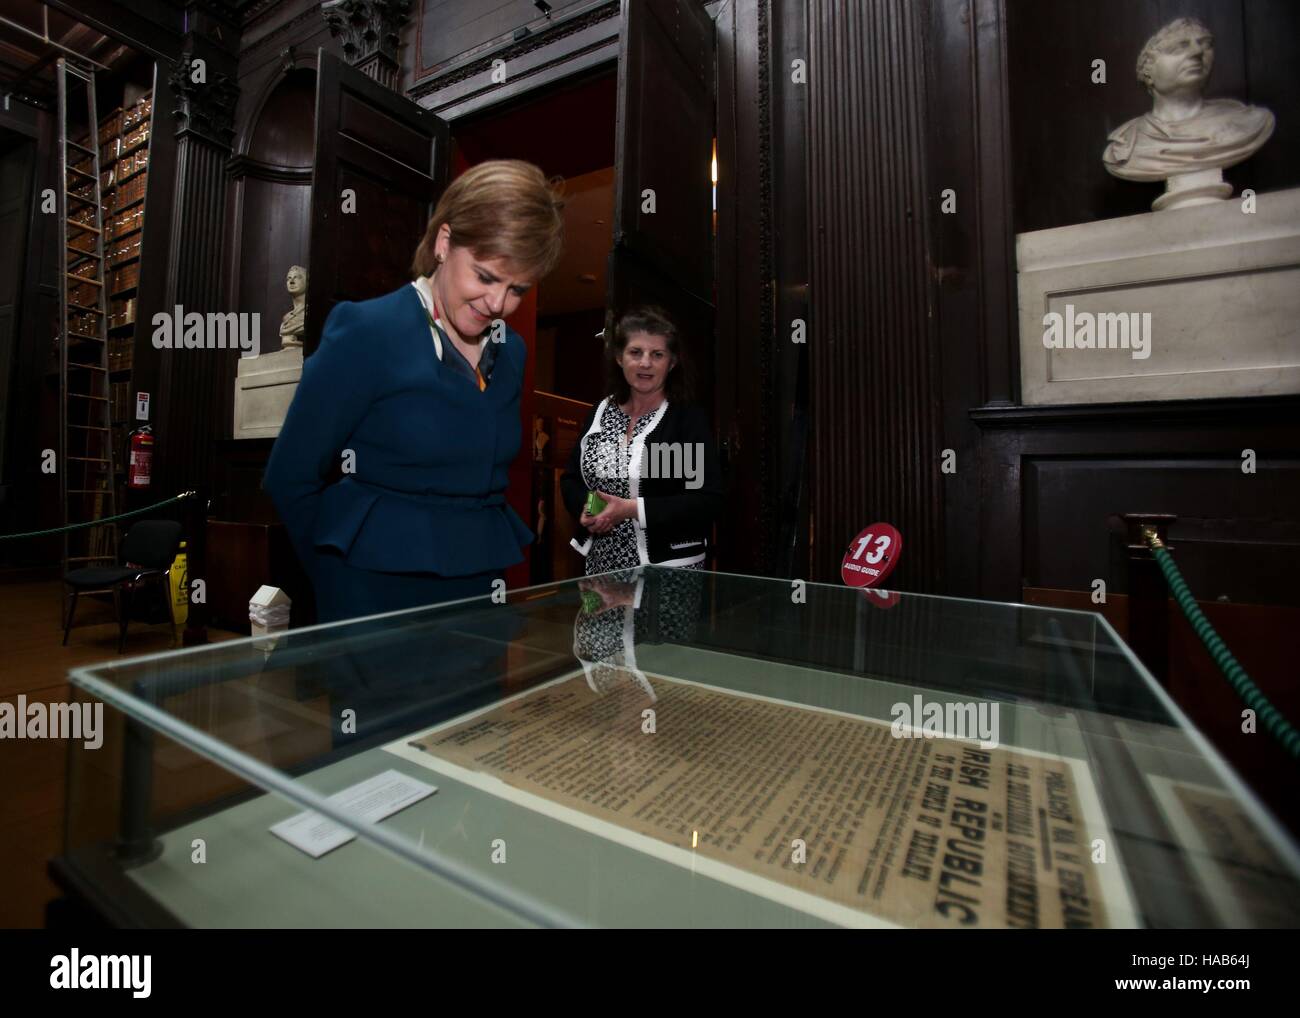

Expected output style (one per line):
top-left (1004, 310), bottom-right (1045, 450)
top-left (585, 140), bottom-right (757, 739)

top-left (411, 159), bottom-right (566, 280)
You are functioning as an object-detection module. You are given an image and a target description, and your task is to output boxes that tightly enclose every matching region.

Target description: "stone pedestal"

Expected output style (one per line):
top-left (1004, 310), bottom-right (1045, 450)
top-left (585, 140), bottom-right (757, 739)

top-left (1017, 187), bottom-right (1300, 405)
top-left (1154, 167), bottom-right (1234, 212)
top-left (233, 346), bottom-right (302, 439)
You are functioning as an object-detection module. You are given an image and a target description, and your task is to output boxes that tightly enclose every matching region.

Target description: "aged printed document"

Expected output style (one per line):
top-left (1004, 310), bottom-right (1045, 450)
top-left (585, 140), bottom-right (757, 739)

top-left (397, 673), bottom-right (1124, 927)
top-left (1148, 775), bottom-right (1300, 927)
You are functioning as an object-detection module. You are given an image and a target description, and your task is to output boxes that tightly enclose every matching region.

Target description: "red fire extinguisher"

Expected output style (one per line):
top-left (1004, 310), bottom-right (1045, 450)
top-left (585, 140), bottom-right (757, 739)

top-left (128, 426), bottom-right (153, 489)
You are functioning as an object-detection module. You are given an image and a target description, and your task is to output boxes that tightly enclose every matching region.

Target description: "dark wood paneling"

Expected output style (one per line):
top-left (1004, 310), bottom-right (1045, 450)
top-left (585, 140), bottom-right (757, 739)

top-left (974, 396), bottom-right (1300, 604)
top-left (714, 0), bottom-right (759, 573)
top-left (409, 1), bottom-right (622, 120)
top-left (1025, 457), bottom-right (1300, 605)
top-left (612, 0), bottom-right (714, 301)
top-left (0, 137), bottom-right (35, 486)
top-left (206, 520), bottom-right (315, 632)
top-left (716, 0), bottom-right (807, 579)
top-left (143, 38), bottom-right (243, 637)
top-left (1241, 0), bottom-right (1300, 196)
top-left (211, 437), bottom-right (278, 525)
top-left (154, 135), bottom-right (235, 497)
top-left (806, 0), bottom-right (943, 591)
top-left (235, 176), bottom-right (311, 353)
top-left (604, 0), bottom-right (716, 460)
top-left (922, 0), bottom-right (1016, 601)
top-left (44, 0), bottom-right (186, 64)
top-left (414, 0), bottom-right (592, 78)
top-left (340, 91), bottom-right (432, 167)
top-left (770, 0), bottom-right (810, 578)
top-left (225, 2), bottom-right (341, 373)
top-left (246, 66), bottom-right (317, 166)
top-left (230, 67), bottom-right (316, 354)
top-left (305, 51), bottom-right (449, 353)
top-left (0, 102), bottom-right (60, 566)
top-left (238, 0), bottom-right (336, 66)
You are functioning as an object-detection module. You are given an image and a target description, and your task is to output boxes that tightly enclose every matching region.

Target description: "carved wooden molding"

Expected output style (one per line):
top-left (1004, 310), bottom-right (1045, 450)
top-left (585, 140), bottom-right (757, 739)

top-left (169, 51), bottom-right (240, 148)
top-left (226, 153), bottom-right (313, 182)
top-left (408, 0), bottom-right (620, 98)
top-left (240, 0), bottom-right (283, 27)
top-left (321, 0), bottom-right (412, 91)
top-left (239, 3), bottom-right (335, 62)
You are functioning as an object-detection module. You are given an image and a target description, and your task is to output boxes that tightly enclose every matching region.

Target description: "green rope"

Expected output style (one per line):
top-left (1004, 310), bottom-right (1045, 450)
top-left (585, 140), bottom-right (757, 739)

top-left (0, 490), bottom-right (196, 541)
top-left (1143, 529), bottom-right (1300, 759)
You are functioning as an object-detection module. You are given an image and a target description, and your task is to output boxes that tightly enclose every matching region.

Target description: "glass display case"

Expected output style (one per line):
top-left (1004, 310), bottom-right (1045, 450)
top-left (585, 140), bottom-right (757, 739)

top-left (57, 568), bottom-right (1300, 928)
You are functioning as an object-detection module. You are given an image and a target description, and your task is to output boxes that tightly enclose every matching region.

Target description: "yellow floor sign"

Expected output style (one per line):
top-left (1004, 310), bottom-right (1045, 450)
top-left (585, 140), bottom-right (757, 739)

top-left (169, 541), bottom-right (188, 624)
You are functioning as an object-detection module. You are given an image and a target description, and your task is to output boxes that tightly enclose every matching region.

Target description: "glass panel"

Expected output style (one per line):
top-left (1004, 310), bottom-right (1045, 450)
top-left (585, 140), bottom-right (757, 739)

top-left (63, 568), bottom-right (1300, 928)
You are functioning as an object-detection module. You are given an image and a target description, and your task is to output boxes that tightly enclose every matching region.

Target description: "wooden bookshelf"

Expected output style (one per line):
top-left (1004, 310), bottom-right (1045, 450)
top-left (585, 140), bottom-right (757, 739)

top-left (96, 90), bottom-right (154, 493)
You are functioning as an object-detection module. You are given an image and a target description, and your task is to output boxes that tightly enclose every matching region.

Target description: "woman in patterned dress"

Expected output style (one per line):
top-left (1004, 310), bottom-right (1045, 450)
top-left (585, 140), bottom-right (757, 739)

top-left (561, 306), bottom-right (723, 576)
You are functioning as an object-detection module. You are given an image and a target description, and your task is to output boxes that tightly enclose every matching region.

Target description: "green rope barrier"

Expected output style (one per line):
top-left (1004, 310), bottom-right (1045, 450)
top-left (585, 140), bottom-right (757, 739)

top-left (0, 490), bottom-right (197, 541)
top-left (1142, 527), bottom-right (1300, 760)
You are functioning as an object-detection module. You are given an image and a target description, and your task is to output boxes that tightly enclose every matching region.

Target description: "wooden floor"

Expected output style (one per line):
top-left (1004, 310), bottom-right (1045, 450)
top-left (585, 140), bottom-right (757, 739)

top-left (0, 574), bottom-right (237, 928)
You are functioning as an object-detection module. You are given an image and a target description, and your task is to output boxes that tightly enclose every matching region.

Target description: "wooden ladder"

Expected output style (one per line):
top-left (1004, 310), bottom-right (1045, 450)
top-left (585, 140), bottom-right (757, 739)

top-left (57, 57), bottom-right (118, 576)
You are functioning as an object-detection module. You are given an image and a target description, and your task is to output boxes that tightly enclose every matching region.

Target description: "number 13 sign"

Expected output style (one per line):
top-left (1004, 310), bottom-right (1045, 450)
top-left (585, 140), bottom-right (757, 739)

top-left (840, 523), bottom-right (902, 588)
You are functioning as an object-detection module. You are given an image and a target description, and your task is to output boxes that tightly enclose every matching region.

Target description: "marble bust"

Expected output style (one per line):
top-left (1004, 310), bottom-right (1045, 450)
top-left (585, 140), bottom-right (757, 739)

top-left (1102, 17), bottom-right (1274, 210)
top-left (278, 265), bottom-right (307, 347)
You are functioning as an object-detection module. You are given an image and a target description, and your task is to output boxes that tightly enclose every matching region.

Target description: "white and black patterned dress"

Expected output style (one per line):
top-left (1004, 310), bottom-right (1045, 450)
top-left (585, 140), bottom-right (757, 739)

top-left (573, 567), bottom-right (706, 695)
top-left (574, 398), bottom-right (706, 575)
top-left (580, 400), bottom-right (655, 575)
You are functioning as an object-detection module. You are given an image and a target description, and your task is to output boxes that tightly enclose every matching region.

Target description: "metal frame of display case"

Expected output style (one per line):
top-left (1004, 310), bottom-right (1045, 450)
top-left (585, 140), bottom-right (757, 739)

top-left (50, 568), bottom-right (1300, 929)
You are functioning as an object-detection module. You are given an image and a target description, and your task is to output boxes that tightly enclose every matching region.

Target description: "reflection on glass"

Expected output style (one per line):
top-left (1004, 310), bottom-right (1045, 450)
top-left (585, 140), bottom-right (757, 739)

top-left (62, 568), bottom-right (1300, 928)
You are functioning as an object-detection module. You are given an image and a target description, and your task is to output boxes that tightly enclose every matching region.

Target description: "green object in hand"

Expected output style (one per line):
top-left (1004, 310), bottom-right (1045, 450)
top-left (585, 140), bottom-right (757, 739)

top-left (584, 491), bottom-right (607, 516)
top-left (580, 590), bottom-right (602, 614)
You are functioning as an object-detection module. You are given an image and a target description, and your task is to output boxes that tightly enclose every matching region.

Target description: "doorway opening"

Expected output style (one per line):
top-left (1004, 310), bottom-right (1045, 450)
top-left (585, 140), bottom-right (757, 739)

top-left (450, 66), bottom-right (618, 583)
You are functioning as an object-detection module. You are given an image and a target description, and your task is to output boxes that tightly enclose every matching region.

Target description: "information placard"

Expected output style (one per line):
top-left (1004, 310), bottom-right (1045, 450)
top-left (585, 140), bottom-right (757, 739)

top-left (841, 523), bottom-right (902, 587)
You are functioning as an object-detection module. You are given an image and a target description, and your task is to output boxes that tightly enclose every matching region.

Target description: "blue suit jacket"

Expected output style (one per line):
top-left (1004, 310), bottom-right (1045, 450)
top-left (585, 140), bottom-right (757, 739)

top-left (262, 284), bottom-right (533, 583)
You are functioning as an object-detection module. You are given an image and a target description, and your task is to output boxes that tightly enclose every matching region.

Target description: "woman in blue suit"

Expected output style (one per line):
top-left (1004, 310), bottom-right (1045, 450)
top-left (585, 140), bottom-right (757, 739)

top-left (263, 160), bottom-right (565, 623)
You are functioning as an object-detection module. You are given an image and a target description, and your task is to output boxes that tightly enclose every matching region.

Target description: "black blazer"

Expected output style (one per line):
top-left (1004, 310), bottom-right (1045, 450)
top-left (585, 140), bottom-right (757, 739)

top-left (561, 398), bottom-right (723, 566)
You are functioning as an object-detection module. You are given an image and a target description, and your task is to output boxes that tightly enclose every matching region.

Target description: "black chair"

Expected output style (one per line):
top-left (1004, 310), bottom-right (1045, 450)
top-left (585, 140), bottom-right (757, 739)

top-left (63, 519), bottom-right (183, 653)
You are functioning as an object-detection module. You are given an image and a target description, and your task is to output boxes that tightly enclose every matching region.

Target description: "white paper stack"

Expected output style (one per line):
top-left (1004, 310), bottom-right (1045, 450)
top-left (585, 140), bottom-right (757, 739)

top-left (249, 602), bottom-right (291, 628)
top-left (249, 584), bottom-right (292, 637)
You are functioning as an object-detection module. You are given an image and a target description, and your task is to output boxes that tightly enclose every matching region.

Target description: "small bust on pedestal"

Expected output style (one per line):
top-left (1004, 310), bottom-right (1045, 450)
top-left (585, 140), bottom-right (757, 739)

top-left (1102, 17), bottom-right (1274, 211)
top-left (278, 265), bottom-right (307, 348)
top-left (234, 264), bottom-right (305, 436)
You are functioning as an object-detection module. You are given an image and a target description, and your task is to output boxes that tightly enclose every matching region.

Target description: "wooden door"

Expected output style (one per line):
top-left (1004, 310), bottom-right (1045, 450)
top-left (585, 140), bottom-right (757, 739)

top-left (607, 0), bottom-right (717, 404)
top-left (304, 51), bottom-right (450, 352)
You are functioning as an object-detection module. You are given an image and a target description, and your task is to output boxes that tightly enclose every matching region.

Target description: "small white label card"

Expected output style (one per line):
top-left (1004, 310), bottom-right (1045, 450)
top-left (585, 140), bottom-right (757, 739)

top-left (270, 769), bottom-right (436, 859)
